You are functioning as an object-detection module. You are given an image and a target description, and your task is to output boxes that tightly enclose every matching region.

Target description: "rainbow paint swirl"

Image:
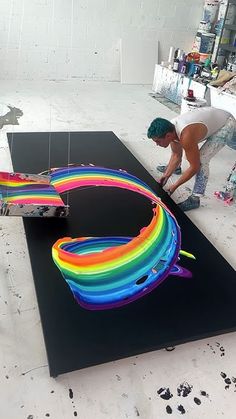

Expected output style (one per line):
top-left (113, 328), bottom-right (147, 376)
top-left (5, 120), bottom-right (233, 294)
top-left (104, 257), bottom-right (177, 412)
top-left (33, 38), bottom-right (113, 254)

top-left (51, 166), bottom-right (194, 310)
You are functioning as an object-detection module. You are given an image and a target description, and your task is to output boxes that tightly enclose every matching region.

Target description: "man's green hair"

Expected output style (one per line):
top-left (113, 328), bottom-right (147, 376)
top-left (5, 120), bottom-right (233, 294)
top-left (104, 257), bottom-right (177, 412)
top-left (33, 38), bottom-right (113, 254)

top-left (147, 118), bottom-right (174, 138)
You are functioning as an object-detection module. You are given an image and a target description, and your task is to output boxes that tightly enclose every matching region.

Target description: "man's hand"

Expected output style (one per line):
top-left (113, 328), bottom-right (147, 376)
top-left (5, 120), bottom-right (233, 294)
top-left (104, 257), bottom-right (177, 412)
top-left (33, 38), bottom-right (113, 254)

top-left (158, 175), bottom-right (169, 187)
top-left (166, 184), bottom-right (177, 195)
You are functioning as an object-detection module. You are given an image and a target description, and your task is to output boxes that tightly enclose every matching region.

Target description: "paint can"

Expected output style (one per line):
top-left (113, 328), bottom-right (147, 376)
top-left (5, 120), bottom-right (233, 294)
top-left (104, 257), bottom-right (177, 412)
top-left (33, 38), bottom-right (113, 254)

top-left (203, 0), bottom-right (220, 24)
top-left (199, 33), bottom-right (216, 54)
top-left (181, 97), bottom-right (207, 115)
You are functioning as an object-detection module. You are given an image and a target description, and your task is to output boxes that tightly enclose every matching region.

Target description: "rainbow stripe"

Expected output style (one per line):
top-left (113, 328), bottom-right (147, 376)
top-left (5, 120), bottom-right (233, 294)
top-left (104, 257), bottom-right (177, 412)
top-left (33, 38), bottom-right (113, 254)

top-left (51, 166), bottom-right (194, 310)
top-left (0, 172), bottom-right (65, 207)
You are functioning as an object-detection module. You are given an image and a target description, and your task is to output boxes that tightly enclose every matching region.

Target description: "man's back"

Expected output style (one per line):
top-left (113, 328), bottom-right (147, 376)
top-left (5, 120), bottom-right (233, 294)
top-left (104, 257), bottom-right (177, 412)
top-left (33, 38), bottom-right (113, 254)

top-left (171, 107), bottom-right (231, 140)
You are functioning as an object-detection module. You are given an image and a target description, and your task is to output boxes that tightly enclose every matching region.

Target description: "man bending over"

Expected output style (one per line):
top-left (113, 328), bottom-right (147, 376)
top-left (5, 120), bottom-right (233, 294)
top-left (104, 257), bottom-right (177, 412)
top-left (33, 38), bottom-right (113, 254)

top-left (147, 107), bottom-right (235, 211)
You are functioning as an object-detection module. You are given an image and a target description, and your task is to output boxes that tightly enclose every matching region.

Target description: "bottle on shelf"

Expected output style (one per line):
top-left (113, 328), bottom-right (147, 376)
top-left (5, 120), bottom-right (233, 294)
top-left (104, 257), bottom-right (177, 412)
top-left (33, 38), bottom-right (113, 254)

top-left (200, 56), bottom-right (212, 78)
top-left (173, 49), bottom-right (181, 72)
top-left (178, 52), bottom-right (187, 74)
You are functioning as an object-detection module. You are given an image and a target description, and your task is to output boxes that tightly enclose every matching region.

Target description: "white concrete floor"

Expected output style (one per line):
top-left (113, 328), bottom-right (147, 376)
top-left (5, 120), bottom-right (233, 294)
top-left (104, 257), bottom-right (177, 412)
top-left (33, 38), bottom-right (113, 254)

top-left (0, 80), bottom-right (236, 419)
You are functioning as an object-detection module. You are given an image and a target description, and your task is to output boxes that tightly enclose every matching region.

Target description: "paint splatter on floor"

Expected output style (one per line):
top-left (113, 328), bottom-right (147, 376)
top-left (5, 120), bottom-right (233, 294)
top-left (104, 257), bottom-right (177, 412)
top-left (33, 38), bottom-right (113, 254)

top-left (220, 372), bottom-right (236, 391)
top-left (166, 405), bottom-right (172, 414)
top-left (157, 382), bottom-right (210, 415)
top-left (207, 342), bottom-right (225, 357)
top-left (177, 404), bottom-right (186, 414)
top-left (149, 93), bottom-right (180, 113)
top-left (69, 389), bottom-right (73, 399)
top-left (134, 406), bottom-right (140, 416)
top-left (0, 106), bottom-right (23, 129)
top-left (157, 387), bottom-right (173, 400)
top-left (200, 390), bottom-right (209, 398)
top-left (177, 382), bottom-right (193, 397)
top-left (194, 397), bottom-right (201, 405)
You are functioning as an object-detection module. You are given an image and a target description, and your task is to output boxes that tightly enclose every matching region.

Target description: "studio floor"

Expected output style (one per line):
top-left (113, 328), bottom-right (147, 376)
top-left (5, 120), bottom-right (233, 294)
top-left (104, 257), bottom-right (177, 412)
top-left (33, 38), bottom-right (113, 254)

top-left (0, 80), bottom-right (236, 419)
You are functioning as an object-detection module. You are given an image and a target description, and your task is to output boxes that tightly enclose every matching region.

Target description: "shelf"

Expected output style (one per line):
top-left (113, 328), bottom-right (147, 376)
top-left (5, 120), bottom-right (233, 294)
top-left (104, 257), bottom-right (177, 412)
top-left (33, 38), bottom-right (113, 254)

top-left (224, 24), bottom-right (236, 31)
top-left (219, 44), bottom-right (236, 52)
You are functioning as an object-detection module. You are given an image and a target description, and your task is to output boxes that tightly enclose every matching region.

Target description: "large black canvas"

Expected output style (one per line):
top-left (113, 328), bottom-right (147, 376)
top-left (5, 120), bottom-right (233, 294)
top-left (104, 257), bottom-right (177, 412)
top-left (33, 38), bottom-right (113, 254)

top-left (8, 131), bottom-right (236, 377)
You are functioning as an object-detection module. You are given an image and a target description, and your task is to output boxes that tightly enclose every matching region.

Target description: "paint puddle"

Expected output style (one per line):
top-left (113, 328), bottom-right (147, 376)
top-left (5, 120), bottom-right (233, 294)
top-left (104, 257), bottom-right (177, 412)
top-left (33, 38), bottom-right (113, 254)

top-left (0, 106), bottom-right (23, 129)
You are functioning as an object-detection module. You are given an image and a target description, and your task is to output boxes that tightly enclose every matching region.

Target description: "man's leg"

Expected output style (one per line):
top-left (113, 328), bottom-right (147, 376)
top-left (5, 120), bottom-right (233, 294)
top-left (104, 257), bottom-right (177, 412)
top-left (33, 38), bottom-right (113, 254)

top-left (215, 161), bottom-right (236, 204)
top-left (178, 117), bottom-right (235, 211)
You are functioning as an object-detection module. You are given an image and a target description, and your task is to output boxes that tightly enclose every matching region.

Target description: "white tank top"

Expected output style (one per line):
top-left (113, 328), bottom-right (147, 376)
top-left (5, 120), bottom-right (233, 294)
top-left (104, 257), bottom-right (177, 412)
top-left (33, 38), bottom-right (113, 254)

top-left (171, 107), bottom-right (231, 141)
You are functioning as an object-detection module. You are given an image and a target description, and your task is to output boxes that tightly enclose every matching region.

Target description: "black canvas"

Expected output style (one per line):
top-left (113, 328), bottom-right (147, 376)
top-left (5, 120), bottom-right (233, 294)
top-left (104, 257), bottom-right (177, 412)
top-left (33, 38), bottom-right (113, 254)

top-left (8, 131), bottom-right (236, 377)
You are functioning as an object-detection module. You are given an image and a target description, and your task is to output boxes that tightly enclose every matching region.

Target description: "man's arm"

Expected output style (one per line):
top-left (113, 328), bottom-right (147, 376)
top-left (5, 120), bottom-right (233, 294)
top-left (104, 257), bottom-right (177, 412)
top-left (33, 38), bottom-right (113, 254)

top-left (159, 141), bottom-right (183, 185)
top-left (168, 139), bottom-right (200, 193)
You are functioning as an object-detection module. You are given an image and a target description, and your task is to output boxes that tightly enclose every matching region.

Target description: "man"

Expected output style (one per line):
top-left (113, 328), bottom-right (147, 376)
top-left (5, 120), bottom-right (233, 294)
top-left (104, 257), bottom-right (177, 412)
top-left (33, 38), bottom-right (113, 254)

top-left (147, 107), bottom-right (235, 211)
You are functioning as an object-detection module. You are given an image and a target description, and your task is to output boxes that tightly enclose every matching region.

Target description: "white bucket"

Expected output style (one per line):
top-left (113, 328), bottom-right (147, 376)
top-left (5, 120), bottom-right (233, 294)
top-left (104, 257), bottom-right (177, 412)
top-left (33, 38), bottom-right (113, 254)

top-left (181, 98), bottom-right (207, 115)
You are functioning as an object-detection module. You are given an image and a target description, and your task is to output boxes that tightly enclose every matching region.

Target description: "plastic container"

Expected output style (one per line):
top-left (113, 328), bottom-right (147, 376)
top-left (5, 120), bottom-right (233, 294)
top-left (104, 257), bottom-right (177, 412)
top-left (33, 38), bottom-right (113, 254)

top-left (218, 0), bottom-right (227, 20)
top-left (208, 85), bottom-right (236, 119)
top-left (192, 31), bottom-right (203, 52)
top-left (198, 20), bottom-right (211, 32)
top-left (199, 33), bottom-right (216, 54)
top-left (203, 0), bottom-right (220, 24)
top-left (181, 97), bottom-right (207, 114)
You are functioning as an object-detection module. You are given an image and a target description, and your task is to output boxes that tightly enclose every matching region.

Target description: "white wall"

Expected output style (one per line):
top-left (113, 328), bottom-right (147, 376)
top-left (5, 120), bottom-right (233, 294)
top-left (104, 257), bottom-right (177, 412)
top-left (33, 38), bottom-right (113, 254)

top-left (0, 0), bottom-right (204, 81)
